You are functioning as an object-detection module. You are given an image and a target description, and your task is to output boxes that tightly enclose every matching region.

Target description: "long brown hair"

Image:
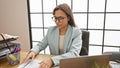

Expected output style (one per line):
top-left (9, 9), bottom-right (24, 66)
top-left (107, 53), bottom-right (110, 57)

top-left (53, 3), bottom-right (76, 27)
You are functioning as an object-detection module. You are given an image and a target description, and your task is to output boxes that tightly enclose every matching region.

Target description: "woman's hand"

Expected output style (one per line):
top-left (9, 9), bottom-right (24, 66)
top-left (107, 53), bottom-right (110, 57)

top-left (22, 51), bottom-right (36, 63)
top-left (39, 57), bottom-right (53, 68)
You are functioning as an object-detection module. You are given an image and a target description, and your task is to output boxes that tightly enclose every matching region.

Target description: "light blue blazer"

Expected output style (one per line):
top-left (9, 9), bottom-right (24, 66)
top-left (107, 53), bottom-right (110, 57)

top-left (31, 25), bottom-right (82, 66)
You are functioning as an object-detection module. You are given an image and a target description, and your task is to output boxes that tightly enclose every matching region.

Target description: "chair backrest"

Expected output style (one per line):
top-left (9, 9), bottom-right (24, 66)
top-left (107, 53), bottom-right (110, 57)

top-left (79, 30), bottom-right (89, 56)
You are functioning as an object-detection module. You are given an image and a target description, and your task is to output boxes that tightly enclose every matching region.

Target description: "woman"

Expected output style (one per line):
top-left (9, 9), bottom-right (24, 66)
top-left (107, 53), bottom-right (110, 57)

top-left (23, 3), bottom-right (82, 68)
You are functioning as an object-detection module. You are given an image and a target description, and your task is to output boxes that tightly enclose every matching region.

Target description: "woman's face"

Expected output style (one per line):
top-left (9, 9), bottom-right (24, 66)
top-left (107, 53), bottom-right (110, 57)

top-left (53, 9), bottom-right (69, 30)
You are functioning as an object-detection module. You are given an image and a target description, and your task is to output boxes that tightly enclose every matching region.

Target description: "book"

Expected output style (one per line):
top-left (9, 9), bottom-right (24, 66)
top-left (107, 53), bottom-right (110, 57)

top-left (0, 33), bottom-right (19, 43)
top-left (18, 59), bottom-right (42, 68)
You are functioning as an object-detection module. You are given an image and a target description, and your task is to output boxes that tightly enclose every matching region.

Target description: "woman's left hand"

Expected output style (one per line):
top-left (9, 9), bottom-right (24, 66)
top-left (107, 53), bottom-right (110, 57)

top-left (39, 57), bottom-right (53, 68)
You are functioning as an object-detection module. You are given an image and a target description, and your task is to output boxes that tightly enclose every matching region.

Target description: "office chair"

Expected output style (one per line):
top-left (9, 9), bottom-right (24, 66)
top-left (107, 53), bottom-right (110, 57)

top-left (79, 30), bottom-right (90, 56)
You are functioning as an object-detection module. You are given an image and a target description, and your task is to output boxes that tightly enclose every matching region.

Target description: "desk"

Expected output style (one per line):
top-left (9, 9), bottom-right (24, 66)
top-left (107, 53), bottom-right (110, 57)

top-left (0, 52), bottom-right (52, 68)
top-left (0, 52), bottom-right (120, 68)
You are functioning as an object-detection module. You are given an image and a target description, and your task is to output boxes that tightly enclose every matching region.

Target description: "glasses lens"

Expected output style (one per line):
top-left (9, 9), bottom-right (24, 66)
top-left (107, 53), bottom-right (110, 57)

top-left (52, 17), bottom-right (56, 21)
top-left (52, 16), bottom-right (65, 22)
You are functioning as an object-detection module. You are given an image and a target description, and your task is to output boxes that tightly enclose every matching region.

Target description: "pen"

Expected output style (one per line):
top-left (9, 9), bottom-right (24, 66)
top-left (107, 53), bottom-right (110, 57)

top-left (13, 45), bottom-right (18, 53)
top-left (15, 48), bottom-right (21, 53)
top-left (13, 45), bottom-right (21, 53)
top-left (14, 46), bottom-right (19, 53)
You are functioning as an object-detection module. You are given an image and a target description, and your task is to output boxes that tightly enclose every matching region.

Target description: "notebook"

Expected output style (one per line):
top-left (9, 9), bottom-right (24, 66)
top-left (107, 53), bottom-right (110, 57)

top-left (60, 54), bottom-right (111, 68)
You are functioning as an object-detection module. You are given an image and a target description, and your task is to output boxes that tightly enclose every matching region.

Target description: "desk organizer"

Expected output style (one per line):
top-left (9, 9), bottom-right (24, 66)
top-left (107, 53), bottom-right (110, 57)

top-left (0, 33), bottom-right (20, 65)
top-left (6, 51), bottom-right (20, 65)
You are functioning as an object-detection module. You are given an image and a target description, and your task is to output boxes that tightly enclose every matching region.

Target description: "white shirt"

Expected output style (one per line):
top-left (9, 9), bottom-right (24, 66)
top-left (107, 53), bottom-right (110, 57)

top-left (59, 35), bottom-right (65, 54)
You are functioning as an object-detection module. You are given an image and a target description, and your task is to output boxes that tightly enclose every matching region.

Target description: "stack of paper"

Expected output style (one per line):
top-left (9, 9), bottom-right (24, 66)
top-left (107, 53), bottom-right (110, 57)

top-left (18, 59), bottom-right (42, 68)
top-left (0, 33), bottom-right (19, 43)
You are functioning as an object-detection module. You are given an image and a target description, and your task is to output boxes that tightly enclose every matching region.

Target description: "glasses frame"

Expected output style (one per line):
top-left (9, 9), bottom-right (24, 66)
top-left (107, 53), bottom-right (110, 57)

top-left (52, 16), bottom-right (66, 23)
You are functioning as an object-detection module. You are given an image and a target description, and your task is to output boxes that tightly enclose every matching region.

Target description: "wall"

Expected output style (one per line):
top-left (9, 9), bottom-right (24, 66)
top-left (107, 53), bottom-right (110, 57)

top-left (0, 0), bottom-right (30, 51)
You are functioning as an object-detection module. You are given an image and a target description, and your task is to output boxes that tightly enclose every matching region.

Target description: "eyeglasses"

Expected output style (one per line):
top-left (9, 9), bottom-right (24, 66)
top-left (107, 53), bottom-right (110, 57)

top-left (52, 16), bottom-right (66, 23)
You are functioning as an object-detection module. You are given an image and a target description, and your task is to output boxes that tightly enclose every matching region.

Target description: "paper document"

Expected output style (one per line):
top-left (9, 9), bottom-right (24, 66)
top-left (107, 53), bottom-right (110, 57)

top-left (0, 33), bottom-right (19, 42)
top-left (0, 49), bottom-right (10, 57)
top-left (18, 59), bottom-right (42, 68)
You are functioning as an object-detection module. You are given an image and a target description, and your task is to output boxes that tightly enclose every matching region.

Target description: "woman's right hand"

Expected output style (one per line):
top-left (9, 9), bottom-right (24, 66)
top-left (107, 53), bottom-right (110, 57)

top-left (22, 51), bottom-right (36, 63)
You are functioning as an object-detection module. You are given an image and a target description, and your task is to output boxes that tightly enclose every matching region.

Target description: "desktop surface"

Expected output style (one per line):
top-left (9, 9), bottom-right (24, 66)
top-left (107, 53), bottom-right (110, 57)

top-left (0, 52), bottom-right (53, 68)
top-left (0, 52), bottom-right (120, 68)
